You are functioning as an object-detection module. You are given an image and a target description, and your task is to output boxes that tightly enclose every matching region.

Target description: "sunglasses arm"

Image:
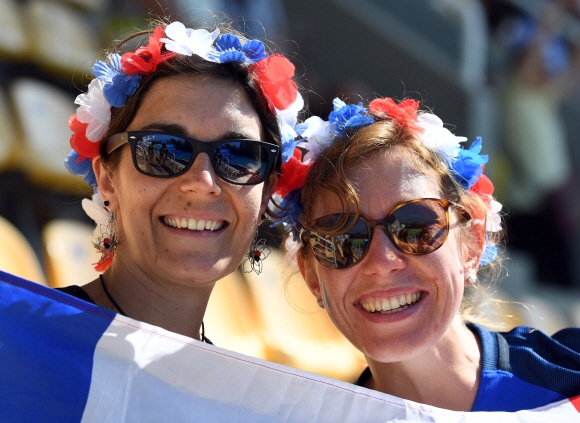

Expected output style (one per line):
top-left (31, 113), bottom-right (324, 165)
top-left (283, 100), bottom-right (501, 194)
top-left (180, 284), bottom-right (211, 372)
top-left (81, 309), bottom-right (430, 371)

top-left (105, 132), bottom-right (129, 154)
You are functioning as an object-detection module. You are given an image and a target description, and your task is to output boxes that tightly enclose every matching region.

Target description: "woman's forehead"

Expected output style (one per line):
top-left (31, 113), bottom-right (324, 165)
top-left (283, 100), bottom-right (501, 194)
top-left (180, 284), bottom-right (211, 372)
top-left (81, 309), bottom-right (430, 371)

top-left (312, 148), bottom-right (442, 217)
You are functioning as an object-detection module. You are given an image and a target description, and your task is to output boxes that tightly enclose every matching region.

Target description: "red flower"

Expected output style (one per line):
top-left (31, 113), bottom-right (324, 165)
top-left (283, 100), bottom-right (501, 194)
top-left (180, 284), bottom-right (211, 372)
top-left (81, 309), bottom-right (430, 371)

top-left (69, 114), bottom-right (100, 159)
top-left (470, 172), bottom-right (494, 203)
top-left (369, 98), bottom-right (420, 131)
top-left (121, 26), bottom-right (178, 75)
top-left (274, 149), bottom-right (311, 197)
top-left (250, 54), bottom-right (298, 111)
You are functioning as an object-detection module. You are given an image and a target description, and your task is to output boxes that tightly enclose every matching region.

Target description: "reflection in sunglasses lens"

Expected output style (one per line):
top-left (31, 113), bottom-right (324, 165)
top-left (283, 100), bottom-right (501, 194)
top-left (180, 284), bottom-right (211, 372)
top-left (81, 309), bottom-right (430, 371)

top-left (134, 135), bottom-right (269, 184)
top-left (390, 201), bottom-right (446, 254)
top-left (214, 141), bottom-right (268, 184)
top-left (310, 199), bottom-right (450, 268)
top-left (135, 134), bottom-right (193, 177)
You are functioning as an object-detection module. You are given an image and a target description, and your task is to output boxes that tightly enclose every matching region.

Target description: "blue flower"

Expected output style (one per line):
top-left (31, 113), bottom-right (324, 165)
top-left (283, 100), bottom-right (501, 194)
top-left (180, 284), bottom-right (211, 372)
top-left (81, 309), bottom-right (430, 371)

top-left (281, 137), bottom-right (299, 164)
top-left (480, 244), bottom-right (497, 266)
top-left (92, 54), bottom-right (141, 107)
top-left (450, 137), bottom-right (488, 188)
top-left (215, 34), bottom-right (268, 63)
top-left (271, 189), bottom-right (303, 234)
top-left (65, 150), bottom-right (97, 186)
top-left (328, 98), bottom-right (369, 138)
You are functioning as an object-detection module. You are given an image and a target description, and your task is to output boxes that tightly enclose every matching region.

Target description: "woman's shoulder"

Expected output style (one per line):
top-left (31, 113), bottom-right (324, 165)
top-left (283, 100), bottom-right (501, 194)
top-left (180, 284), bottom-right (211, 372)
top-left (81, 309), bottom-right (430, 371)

top-left (56, 285), bottom-right (96, 305)
top-left (470, 323), bottom-right (580, 412)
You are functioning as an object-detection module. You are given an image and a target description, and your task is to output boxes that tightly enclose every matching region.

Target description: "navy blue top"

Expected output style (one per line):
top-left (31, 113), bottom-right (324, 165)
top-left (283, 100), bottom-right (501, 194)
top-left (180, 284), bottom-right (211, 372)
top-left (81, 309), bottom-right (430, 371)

top-left (355, 323), bottom-right (580, 411)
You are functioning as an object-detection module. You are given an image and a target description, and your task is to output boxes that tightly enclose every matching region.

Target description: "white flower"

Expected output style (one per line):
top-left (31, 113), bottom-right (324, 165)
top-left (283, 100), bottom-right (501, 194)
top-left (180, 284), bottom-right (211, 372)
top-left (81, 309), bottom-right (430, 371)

top-left (486, 199), bottom-right (503, 232)
top-left (82, 192), bottom-right (110, 244)
top-left (299, 116), bottom-right (332, 162)
top-left (75, 78), bottom-right (111, 142)
top-left (161, 22), bottom-right (219, 59)
top-left (417, 113), bottom-right (465, 161)
top-left (276, 93), bottom-right (304, 129)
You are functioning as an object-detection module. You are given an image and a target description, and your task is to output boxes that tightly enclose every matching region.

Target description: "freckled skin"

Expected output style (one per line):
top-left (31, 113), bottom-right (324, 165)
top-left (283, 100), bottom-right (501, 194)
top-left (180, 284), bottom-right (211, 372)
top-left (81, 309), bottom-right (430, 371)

top-left (301, 147), bottom-right (478, 363)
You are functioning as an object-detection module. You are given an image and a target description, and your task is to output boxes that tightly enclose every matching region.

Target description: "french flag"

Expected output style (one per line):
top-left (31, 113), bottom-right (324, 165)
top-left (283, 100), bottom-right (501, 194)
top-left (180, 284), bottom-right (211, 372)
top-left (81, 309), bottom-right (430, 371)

top-left (1, 269), bottom-right (579, 422)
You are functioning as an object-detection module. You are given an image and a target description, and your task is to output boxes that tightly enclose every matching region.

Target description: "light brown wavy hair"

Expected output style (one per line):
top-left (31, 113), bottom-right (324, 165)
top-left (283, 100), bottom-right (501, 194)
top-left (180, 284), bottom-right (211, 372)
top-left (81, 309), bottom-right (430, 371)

top-left (283, 108), bottom-right (505, 324)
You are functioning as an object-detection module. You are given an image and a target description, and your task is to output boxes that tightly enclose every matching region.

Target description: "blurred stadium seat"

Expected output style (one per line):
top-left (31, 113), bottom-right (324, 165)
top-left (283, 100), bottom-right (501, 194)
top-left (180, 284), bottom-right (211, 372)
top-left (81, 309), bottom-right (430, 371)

top-left (0, 0), bottom-right (29, 59)
top-left (26, 0), bottom-right (98, 77)
top-left (204, 269), bottom-right (268, 359)
top-left (0, 215), bottom-right (46, 285)
top-left (42, 219), bottom-right (99, 288)
top-left (10, 78), bottom-right (89, 192)
top-left (244, 248), bottom-right (366, 382)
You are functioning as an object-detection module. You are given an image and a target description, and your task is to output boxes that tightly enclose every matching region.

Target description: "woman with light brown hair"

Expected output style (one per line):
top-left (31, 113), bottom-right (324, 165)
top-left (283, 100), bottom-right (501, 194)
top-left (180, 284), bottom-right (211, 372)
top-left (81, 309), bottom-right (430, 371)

top-left (273, 97), bottom-right (580, 411)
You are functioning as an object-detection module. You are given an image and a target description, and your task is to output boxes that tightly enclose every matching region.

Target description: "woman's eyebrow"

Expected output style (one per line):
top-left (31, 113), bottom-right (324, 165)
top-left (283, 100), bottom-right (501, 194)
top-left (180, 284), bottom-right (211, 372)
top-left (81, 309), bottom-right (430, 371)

top-left (139, 122), bottom-right (188, 135)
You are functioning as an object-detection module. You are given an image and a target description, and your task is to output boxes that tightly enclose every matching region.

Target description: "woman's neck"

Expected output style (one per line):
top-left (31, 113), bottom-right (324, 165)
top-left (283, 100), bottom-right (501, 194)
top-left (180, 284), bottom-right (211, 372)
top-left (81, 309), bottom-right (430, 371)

top-left (83, 260), bottom-right (214, 341)
top-left (364, 318), bottom-right (481, 411)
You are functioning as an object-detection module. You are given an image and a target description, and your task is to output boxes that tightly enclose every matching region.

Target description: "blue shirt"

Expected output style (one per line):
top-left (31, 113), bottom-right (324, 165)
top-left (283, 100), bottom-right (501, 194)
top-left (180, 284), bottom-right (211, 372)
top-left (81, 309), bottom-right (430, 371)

top-left (355, 324), bottom-right (580, 411)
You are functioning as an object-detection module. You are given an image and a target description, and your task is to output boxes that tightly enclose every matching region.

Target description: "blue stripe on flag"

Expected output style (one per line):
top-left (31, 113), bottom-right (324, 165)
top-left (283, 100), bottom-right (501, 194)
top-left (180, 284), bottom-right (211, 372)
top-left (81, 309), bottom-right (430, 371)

top-left (0, 271), bottom-right (115, 423)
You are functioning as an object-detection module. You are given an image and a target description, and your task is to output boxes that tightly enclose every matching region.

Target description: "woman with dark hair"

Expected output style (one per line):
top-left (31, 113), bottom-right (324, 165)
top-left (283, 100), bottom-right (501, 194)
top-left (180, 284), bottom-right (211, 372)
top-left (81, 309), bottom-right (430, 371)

top-left (62, 19), bottom-right (303, 342)
top-left (273, 97), bottom-right (580, 411)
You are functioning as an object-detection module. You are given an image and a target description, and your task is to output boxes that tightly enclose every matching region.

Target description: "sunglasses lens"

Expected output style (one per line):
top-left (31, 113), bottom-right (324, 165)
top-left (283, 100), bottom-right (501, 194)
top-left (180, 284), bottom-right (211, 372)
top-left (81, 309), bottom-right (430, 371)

top-left (388, 199), bottom-right (448, 254)
top-left (310, 215), bottom-right (370, 269)
top-left (134, 134), bottom-right (193, 176)
top-left (213, 141), bottom-right (271, 184)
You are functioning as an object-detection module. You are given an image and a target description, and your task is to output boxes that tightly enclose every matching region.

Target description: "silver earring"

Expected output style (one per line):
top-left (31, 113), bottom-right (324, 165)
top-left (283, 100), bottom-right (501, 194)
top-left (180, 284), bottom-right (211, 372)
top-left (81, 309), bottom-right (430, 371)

top-left (317, 300), bottom-right (324, 308)
top-left (243, 229), bottom-right (271, 275)
top-left (466, 274), bottom-right (477, 285)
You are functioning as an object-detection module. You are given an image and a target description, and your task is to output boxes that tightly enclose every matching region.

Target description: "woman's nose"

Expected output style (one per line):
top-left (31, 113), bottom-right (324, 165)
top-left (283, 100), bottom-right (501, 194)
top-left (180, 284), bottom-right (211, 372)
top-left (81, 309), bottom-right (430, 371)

top-left (360, 228), bottom-right (406, 276)
top-left (179, 153), bottom-right (222, 195)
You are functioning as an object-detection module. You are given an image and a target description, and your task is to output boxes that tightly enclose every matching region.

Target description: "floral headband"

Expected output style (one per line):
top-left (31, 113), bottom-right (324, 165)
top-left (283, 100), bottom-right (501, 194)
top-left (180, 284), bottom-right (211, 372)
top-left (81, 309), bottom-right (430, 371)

top-left (62, 21), bottom-right (303, 270)
top-left (271, 97), bottom-right (502, 266)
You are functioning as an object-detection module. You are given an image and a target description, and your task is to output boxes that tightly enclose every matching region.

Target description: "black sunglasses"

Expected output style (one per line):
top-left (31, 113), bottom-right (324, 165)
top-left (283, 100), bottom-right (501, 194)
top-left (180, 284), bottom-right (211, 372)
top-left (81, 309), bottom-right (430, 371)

top-left (302, 198), bottom-right (471, 269)
top-left (106, 131), bottom-right (280, 185)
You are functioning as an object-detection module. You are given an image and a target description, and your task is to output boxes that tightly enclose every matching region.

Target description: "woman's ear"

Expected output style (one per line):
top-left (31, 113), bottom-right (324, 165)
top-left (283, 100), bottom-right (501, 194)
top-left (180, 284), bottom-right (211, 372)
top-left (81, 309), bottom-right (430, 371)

top-left (93, 156), bottom-right (118, 210)
top-left (297, 252), bottom-right (321, 300)
top-left (461, 223), bottom-right (482, 286)
top-left (259, 172), bottom-right (278, 215)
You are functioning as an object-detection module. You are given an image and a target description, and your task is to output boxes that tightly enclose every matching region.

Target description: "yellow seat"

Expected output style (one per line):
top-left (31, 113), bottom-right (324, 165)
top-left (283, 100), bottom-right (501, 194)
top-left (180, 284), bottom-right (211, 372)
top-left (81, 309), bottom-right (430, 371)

top-left (26, 0), bottom-right (99, 77)
top-left (0, 215), bottom-right (46, 285)
top-left (0, 0), bottom-right (29, 60)
top-left (42, 219), bottom-right (100, 288)
top-left (243, 248), bottom-right (366, 382)
top-left (204, 269), bottom-right (268, 359)
top-left (10, 78), bottom-right (90, 193)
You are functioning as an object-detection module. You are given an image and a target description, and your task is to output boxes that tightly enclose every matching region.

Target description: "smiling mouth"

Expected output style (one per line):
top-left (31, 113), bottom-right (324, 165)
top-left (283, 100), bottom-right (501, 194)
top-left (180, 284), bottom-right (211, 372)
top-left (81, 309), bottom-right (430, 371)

top-left (163, 217), bottom-right (225, 231)
top-left (359, 292), bottom-right (423, 314)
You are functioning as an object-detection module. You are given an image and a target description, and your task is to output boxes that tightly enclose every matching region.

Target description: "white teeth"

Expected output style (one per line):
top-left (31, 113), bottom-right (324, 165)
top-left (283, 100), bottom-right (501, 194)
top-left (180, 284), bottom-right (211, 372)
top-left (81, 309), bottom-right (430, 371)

top-left (164, 217), bottom-right (224, 232)
top-left (361, 292), bottom-right (422, 314)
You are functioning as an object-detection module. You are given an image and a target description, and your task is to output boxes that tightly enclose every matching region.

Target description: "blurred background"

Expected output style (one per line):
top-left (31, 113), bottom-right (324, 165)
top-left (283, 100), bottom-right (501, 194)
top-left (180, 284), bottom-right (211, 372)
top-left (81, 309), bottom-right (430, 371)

top-left (1, 0), bottom-right (580, 382)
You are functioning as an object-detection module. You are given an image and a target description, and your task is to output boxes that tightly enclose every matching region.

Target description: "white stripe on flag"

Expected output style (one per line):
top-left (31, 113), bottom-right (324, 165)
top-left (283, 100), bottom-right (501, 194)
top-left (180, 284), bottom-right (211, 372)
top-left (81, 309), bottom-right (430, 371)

top-left (82, 314), bottom-right (580, 422)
